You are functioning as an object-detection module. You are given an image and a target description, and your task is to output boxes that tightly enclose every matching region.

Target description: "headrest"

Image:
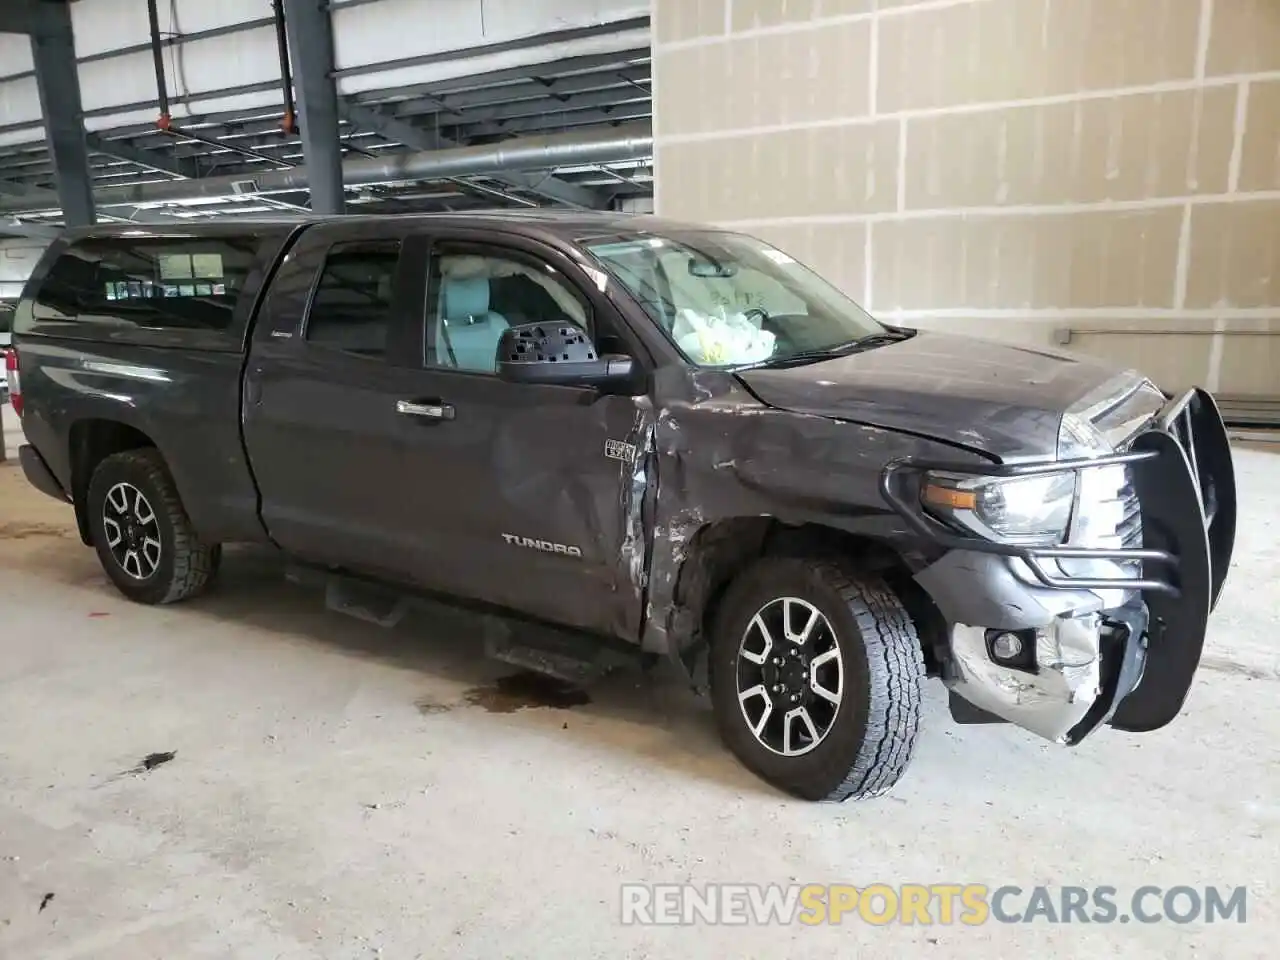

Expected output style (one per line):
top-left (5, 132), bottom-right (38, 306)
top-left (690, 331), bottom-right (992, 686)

top-left (441, 276), bottom-right (490, 321)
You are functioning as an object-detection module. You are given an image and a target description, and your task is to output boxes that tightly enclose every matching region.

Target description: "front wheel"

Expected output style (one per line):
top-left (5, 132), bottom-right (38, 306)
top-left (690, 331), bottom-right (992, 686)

top-left (709, 557), bottom-right (925, 802)
top-left (86, 449), bottom-right (220, 605)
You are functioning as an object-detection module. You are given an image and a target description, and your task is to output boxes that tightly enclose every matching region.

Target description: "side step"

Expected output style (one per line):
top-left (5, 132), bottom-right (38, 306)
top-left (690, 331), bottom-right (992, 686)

top-left (324, 576), bottom-right (410, 628)
top-left (481, 618), bottom-right (634, 685)
top-left (292, 565), bottom-right (639, 685)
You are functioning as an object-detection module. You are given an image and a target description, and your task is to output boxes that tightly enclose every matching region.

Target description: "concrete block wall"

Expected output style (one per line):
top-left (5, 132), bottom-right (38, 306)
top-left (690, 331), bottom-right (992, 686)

top-left (651, 0), bottom-right (1280, 399)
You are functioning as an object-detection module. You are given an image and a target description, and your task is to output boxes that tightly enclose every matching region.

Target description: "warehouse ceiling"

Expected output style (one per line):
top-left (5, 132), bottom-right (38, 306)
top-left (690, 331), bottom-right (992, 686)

top-left (0, 4), bottom-right (653, 225)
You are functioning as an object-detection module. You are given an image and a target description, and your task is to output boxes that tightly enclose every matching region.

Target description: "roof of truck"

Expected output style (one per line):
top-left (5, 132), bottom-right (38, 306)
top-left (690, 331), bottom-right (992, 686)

top-left (54, 210), bottom-right (724, 244)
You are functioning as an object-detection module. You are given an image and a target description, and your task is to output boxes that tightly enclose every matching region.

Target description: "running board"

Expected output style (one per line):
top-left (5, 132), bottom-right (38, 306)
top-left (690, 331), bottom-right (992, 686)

top-left (324, 576), bottom-right (410, 628)
top-left (483, 619), bottom-right (635, 684)
top-left (287, 564), bottom-right (640, 684)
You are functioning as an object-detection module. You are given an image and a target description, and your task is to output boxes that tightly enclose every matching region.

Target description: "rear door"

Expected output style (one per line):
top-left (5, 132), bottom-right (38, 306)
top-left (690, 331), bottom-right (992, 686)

top-left (382, 228), bottom-right (655, 640)
top-left (242, 220), bottom-right (428, 575)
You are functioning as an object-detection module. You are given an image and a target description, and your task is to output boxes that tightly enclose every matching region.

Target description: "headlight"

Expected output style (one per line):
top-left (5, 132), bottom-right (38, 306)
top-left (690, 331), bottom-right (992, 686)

top-left (921, 471), bottom-right (1076, 545)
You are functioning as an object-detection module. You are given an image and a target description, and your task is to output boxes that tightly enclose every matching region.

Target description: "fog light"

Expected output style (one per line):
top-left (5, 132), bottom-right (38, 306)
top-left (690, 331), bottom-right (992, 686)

top-left (990, 632), bottom-right (1024, 661)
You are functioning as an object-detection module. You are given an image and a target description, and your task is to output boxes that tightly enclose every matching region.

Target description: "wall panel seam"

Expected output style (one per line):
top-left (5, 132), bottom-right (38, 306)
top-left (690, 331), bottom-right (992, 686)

top-left (650, 70), bottom-right (1280, 144)
top-left (1195, 0), bottom-right (1215, 80)
top-left (1227, 82), bottom-right (1251, 194)
top-left (1175, 204), bottom-right (1194, 309)
top-left (706, 190), bottom-right (1280, 226)
top-left (656, 0), bottom-right (1001, 51)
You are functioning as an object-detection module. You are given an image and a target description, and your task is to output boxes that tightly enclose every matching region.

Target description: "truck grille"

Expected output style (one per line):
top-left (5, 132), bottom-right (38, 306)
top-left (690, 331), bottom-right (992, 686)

top-left (1059, 377), bottom-right (1166, 580)
top-left (1117, 483), bottom-right (1143, 548)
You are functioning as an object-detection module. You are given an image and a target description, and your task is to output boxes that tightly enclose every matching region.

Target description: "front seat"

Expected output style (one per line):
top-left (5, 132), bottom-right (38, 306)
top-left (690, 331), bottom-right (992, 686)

top-left (437, 276), bottom-right (508, 373)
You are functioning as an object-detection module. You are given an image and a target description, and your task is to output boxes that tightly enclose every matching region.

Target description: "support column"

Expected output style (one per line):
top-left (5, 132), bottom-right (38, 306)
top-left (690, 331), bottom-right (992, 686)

top-left (28, 1), bottom-right (95, 226)
top-left (281, 0), bottom-right (345, 214)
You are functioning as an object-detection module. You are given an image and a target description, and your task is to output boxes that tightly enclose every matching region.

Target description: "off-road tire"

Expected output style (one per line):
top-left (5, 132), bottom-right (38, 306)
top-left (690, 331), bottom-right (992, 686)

top-left (709, 557), bottom-right (925, 802)
top-left (86, 449), bottom-right (220, 605)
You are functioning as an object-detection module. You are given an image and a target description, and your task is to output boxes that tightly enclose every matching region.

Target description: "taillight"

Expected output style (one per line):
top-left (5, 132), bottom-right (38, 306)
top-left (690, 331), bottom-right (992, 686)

top-left (5, 348), bottom-right (20, 417)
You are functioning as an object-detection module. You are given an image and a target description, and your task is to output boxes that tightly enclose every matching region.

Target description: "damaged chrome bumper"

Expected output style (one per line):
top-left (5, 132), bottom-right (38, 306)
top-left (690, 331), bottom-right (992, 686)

top-left (941, 599), bottom-right (1149, 744)
top-left (881, 388), bottom-right (1236, 744)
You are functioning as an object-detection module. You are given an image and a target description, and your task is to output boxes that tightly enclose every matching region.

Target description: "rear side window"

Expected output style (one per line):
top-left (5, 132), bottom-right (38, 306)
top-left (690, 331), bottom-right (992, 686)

top-left (304, 241), bottom-right (400, 359)
top-left (28, 235), bottom-right (263, 333)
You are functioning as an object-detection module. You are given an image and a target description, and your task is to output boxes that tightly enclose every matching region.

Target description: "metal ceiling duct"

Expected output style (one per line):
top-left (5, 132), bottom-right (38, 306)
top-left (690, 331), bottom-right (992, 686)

top-left (0, 123), bottom-right (654, 215)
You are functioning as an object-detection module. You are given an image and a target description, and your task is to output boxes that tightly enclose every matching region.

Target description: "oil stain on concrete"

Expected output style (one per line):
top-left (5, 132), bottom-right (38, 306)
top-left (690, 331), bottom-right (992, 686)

top-left (416, 671), bottom-right (592, 717)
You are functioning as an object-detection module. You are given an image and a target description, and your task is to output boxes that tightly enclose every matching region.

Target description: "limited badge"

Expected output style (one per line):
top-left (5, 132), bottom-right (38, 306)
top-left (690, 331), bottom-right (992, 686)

top-left (605, 439), bottom-right (637, 462)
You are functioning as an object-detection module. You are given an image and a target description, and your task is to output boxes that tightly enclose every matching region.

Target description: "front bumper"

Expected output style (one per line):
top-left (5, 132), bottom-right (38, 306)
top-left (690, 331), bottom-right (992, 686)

top-left (881, 388), bottom-right (1236, 743)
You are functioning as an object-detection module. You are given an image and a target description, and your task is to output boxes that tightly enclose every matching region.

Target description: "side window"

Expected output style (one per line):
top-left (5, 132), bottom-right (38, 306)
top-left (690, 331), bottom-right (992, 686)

top-left (30, 235), bottom-right (262, 331)
top-left (304, 241), bottom-right (400, 359)
top-left (426, 250), bottom-right (589, 374)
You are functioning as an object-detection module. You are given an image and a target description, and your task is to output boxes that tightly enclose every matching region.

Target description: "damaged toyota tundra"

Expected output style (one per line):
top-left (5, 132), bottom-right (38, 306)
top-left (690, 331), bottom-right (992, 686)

top-left (10, 212), bottom-right (1236, 802)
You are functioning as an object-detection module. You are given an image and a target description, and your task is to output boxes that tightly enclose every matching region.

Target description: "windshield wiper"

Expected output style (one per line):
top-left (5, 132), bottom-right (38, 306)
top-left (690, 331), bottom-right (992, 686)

top-left (737, 328), bottom-right (914, 370)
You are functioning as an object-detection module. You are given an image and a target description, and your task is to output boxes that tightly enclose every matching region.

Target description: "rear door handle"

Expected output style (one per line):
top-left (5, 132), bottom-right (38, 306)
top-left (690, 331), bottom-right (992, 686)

top-left (396, 399), bottom-right (455, 421)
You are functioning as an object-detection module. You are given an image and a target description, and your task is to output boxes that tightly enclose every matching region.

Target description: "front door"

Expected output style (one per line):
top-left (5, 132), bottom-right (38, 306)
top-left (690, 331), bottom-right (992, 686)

top-left (243, 222), bottom-right (426, 576)
top-left (385, 233), bottom-right (653, 641)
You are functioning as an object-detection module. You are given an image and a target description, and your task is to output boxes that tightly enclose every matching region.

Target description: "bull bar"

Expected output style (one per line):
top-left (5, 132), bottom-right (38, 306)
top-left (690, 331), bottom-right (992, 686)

top-left (879, 387), bottom-right (1237, 735)
top-left (879, 387), bottom-right (1235, 607)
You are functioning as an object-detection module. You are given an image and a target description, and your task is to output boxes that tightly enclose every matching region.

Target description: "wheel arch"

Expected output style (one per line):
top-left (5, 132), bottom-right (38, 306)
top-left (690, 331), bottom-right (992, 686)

top-left (667, 517), bottom-right (949, 681)
top-left (68, 418), bottom-right (158, 545)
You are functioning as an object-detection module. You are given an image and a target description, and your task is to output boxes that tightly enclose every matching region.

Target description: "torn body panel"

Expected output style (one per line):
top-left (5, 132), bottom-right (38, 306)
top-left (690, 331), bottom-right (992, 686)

top-left (635, 365), bottom-right (985, 670)
top-left (618, 399), bottom-right (656, 635)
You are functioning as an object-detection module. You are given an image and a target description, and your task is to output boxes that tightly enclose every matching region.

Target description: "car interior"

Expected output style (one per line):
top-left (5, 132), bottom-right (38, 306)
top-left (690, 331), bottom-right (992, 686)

top-left (434, 254), bottom-right (588, 373)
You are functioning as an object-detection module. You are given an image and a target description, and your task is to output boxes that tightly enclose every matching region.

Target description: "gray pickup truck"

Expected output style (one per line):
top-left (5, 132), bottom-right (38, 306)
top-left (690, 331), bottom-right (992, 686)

top-left (9, 212), bottom-right (1235, 802)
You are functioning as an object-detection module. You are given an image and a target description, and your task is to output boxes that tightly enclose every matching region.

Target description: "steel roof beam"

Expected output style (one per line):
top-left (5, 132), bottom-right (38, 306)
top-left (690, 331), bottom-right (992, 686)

top-left (349, 48), bottom-right (650, 108)
top-left (85, 134), bottom-right (200, 180)
top-left (0, 178), bottom-right (60, 207)
top-left (340, 103), bottom-right (606, 209)
top-left (0, 123), bottom-right (652, 214)
top-left (29, 0), bottom-right (94, 226)
top-left (389, 67), bottom-right (651, 119)
top-left (1, 14), bottom-right (275, 84)
top-left (449, 104), bottom-right (652, 140)
top-left (0, 0), bottom-right (36, 34)
top-left (453, 88), bottom-right (651, 127)
top-left (282, 0), bottom-right (345, 212)
top-left (331, 17), bottom-right (647, 81)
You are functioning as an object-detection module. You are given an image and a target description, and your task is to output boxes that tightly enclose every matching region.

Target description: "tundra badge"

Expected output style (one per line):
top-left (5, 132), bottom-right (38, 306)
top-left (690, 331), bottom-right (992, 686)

top-left (502, 534), bottom-right (583, 558)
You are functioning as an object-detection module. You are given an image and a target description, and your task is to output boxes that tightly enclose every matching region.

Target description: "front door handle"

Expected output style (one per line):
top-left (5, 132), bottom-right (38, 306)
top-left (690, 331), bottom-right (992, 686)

top-left (396, 399), bottom-right (455, 421)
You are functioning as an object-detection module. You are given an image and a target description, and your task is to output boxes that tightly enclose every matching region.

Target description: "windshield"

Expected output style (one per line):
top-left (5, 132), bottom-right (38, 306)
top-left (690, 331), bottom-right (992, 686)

top-left (582, 229), bottom-right (885, 367)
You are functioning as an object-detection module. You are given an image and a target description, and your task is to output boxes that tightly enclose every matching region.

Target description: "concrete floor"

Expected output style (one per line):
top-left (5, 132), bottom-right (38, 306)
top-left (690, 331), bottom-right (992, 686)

top-left (0, 406), bottom-right (1276, 958)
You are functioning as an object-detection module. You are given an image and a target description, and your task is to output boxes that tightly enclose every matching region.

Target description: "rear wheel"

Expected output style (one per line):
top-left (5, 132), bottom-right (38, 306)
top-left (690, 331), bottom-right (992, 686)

top-left (709, 557), bottom-right (925, 801)
top-left (86, 449), bottom-right (220, 604)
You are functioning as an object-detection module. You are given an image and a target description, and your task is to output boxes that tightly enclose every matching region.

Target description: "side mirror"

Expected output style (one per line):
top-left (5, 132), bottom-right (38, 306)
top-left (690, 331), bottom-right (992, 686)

top-left (495, 322), bottom-right (636, 390)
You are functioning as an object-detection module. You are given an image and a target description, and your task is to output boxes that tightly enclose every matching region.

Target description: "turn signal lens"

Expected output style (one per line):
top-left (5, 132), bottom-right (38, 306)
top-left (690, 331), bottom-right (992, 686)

top-left (921, 483), bottom-right (977, 511)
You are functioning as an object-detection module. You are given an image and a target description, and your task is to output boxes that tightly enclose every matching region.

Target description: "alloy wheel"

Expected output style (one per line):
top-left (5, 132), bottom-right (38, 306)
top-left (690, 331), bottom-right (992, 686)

top-left (736, 596), bottom-right (844, 756)
top-left (102, 482), bottom-right (162, 580)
